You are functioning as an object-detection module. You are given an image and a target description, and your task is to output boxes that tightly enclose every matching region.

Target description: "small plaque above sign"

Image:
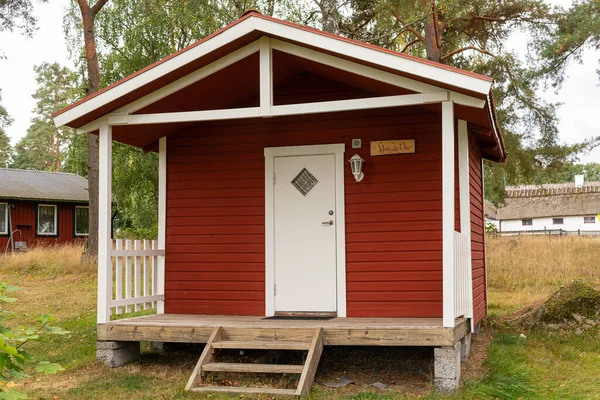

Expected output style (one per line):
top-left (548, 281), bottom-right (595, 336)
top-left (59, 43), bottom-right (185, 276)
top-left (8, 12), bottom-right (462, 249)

top-left (370, 140), bottom-right (415, 156)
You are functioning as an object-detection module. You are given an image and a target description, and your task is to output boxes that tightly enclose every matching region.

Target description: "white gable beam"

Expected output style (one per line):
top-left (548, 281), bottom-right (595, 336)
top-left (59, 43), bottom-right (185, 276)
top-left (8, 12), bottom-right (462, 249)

top-left (270, 39), bottom-right (485, 110)
top-left (257, 18), bottom-right (492, 95)
top-left (107, 92), bottom-right (448, 126)
top-left (259, 36), bottom-right (273, 116)
top-left (272, 92), bottom-right (448, 117)
top-left (55, 16), bottom-right (257, 128)
top-left (108, 107), bottom-right (262, 125)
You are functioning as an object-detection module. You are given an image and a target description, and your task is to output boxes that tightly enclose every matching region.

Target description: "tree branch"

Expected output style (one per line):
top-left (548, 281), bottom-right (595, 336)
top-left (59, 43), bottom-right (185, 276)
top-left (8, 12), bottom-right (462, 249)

top-left (391, 10), bottom-right (425, 43)
top-left (76, 0), bottom-right (89, 13)
top-left (91, 0), bottom-right (110, 17)
top-left (401, 39), bottom-right (421, 53)
top-left (441, 46), bottom-right (494, 61)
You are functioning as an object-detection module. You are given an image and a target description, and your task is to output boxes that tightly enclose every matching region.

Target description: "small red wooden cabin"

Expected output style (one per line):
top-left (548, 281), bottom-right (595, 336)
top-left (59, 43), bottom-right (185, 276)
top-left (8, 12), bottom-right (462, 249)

top-left (0, 168), bottom-right (89, 252)
top-left (54, 10), bottom-right (505, 393)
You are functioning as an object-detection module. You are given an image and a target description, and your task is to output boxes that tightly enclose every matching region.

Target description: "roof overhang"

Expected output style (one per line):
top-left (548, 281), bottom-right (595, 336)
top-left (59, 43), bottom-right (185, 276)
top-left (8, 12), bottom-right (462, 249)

top-left (53, 11), bottom-right (505, 162)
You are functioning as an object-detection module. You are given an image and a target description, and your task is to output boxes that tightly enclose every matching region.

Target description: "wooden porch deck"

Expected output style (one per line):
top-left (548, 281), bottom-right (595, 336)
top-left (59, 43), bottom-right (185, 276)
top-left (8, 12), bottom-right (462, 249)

top-left (98, 314), bottom-right (468, 347)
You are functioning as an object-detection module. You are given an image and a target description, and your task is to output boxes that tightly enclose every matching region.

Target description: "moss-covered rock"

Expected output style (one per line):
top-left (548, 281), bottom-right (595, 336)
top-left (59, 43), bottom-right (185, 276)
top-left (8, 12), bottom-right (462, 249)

top-left (516, 281), bottom-right (600, 331)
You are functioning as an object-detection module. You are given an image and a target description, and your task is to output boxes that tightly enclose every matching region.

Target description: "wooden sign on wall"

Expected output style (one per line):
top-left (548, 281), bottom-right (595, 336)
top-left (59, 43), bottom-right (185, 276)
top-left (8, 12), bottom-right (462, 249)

top-left (370, 140), bottom-right (415, 156)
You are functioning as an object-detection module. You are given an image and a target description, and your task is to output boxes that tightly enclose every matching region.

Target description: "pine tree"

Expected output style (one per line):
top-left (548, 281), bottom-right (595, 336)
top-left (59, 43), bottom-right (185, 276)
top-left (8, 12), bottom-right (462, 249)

top-left (0, 90), bottom-right (12, 168)
top-left (11, 63), bottom-right (78, 171)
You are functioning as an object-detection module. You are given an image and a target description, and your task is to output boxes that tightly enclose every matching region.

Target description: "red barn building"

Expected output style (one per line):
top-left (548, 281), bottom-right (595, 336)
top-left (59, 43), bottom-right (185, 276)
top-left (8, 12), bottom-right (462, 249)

top-left (0, 168), bottom-right (89, 252)
top-left (53, 11), bottom-right (505, 394)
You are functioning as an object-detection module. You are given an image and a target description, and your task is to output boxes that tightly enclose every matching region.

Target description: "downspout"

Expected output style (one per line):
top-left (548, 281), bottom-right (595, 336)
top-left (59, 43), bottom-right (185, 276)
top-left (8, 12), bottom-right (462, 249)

top-left (8, 204), bottom-right (14, 255)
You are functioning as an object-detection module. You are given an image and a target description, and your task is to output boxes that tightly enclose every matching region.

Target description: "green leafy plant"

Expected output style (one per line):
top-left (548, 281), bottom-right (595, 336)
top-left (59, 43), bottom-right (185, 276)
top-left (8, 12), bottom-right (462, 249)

top-left (485, 221), bottom-right (499, 235)
top-left (0, 283), bottom-right (69, 399)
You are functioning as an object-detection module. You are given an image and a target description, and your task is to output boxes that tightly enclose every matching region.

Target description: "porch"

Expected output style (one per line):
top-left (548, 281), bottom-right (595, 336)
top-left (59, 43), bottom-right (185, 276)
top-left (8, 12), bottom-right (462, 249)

top-left (98, 313), bottom-right (468, 347)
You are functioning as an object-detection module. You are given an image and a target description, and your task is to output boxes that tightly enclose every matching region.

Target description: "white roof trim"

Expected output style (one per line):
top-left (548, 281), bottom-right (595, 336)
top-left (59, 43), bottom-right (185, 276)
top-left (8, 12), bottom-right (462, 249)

top-left (54, 17), bottom-right (257, 127)
top-left (255, 18), bottom-right (492, 95)
top-left (54, 14), bottom-right (492, 128)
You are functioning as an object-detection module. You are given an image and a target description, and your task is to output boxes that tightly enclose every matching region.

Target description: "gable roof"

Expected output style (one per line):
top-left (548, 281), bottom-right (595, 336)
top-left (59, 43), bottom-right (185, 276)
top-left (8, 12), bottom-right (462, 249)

top-left (497, 182), bottom-right (600, 220)
top-left (52, 10), bottom-right (505, 161)
top-left (0, 169), bottom-right (89, 202)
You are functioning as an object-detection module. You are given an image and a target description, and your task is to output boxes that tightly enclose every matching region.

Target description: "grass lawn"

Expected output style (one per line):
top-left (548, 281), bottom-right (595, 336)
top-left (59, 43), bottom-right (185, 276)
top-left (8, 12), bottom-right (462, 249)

top-left (1, 237), bottom-right (600, 399)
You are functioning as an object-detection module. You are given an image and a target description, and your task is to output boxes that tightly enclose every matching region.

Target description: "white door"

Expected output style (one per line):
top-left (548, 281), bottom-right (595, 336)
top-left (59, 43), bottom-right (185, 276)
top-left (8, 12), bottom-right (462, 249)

top-left (273, 154), bottom-right (337, 313)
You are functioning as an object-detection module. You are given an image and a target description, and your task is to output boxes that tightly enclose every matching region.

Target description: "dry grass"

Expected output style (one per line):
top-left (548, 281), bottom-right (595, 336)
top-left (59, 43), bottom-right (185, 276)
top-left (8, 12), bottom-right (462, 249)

top-left (0, 244), bottom-right (94, 277)
top-left (486, 235), bottom-right (600, 314)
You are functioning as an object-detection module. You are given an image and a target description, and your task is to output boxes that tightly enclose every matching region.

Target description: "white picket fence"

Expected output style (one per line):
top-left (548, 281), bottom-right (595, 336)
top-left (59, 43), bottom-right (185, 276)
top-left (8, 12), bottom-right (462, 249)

top-left (453, 231), bottom-right (472, 319)
top-left (110, 239), bottom-right (165, 315)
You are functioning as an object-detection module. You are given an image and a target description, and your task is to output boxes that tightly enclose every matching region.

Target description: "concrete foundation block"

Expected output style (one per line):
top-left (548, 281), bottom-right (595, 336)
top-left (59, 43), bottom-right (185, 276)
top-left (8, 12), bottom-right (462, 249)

top-left (460, 332), bottom-right (472, 363)
top-left (434, 343), bottom-right (461, 392)
top-left (473, 321), bottom-right (482, 334)
top-left (96, 341), bottom-right (140, 368)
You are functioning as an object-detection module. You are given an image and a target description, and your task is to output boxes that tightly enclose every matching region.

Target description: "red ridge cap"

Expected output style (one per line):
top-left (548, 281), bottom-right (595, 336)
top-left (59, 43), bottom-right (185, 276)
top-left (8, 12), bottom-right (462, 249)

top-left (241, 8), bottom-right (262, 18)
top-left (54, 12), bottom-right (493, 119)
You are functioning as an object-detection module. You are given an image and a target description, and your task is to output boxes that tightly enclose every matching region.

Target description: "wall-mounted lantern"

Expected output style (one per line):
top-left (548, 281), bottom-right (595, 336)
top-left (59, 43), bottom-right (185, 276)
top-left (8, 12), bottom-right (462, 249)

top-left (349, 154), bottom-right (365, 182)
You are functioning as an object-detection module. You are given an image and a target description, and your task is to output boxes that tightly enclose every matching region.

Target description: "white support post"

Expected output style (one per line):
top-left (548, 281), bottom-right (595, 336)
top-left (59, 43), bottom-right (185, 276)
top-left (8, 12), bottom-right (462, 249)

top-left (98, 123), bottom-right (113, 324)
top-left (458, 120), bottom-right (474, 325)
top-left (442, 101), bottom-right (455, 328)
top-left (157, 136), bottom-right (167, 314)
top-left (259, 36), bottom-right (273, 117)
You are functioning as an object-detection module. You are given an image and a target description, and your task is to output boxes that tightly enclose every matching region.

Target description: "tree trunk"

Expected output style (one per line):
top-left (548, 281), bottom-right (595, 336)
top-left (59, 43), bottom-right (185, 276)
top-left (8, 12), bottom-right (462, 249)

top-left (78, 0), bottom-right (106, 260)
top-left (422, 0), bottom-right (442, 63)
top-left (316, 0), bottom-right (340, 34)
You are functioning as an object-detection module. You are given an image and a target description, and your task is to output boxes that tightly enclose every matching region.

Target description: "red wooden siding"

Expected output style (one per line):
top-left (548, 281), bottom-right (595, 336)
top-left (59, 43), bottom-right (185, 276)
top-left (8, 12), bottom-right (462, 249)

top-left (165, 105), bottom-right (446, 318)
top-left (468, 138), bottom-right (487, 326)
top-left (0, 200), bottom-right (84, 250)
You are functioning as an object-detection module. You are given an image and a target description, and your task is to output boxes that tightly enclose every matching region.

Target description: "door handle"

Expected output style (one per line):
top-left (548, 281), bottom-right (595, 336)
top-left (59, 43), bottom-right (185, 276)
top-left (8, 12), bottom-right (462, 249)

top-left (322, 220), bottom-right (334, 226)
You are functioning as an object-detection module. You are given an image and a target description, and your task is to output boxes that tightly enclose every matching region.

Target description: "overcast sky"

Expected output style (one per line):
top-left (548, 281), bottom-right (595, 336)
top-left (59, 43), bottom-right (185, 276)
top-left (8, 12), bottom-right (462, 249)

top-left (0, 0), bottom-right (599, 164)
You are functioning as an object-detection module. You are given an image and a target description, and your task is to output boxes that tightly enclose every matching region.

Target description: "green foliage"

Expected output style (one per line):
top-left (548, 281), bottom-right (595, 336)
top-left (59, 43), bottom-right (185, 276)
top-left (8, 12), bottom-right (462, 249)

top-left (62, 131), bottom-right (88, 176)
top-left (536, 0), bottom-right (600, 86)
top-left (0, 90), bottom-right (13, 168)
top-left (112, 143), bottom-right (159, 236)
top-left (485, 221), bottom-right (499, 234)
top-left (555, 162), bottom-right (600, 183)
top-left (11, 62), bottom-right (79, 171)
top-left (11, 120), bottom-right (56, 170)
top-left (0, 0), bottom-right (47, 38)
top-left (0, 283), bottom-right (68, 398)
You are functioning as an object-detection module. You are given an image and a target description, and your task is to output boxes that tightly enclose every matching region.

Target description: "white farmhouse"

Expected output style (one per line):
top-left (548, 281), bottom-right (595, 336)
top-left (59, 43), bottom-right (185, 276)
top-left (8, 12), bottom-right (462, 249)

top-left (497, 180), bottom-right (600, 235)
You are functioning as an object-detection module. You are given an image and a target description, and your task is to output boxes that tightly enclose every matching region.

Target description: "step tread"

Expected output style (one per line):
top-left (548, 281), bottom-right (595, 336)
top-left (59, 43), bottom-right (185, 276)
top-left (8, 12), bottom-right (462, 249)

top-left (190, 386), bottom-right (297, 396)
top-left (203, 362), bottom-right (304, 374)
top-left (212, 340), bottom-right (311, 350)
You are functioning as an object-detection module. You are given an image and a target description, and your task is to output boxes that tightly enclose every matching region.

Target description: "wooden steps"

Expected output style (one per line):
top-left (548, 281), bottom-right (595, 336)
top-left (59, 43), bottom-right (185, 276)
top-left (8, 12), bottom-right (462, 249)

top-left (190, 386), bottom-right (297, 396)
top-left (185, 326), bottom-right (323, 397)
top-left (211, 340), bottom-right (311, 350)
top-left (203, 362), bottom-right (305, 374)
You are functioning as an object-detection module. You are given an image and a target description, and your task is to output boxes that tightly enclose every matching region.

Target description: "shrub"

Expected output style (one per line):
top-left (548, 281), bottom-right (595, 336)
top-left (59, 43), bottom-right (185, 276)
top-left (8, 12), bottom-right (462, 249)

top-left (0, 282), bottom-right (69, 399)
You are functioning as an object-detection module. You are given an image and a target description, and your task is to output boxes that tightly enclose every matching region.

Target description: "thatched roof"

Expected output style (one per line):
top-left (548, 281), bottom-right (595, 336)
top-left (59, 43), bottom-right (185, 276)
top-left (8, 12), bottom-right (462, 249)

top-left (497, 182), bottom-right (600, 220)
top-left (484, 199), bottom-right (497, 220)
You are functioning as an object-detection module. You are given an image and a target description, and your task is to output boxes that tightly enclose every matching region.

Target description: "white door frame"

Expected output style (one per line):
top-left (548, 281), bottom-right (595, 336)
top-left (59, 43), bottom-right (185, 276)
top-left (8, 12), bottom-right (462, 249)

top-left (264, 143), bottom-right (347, 317)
